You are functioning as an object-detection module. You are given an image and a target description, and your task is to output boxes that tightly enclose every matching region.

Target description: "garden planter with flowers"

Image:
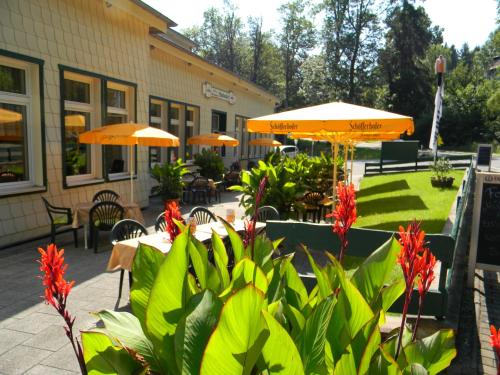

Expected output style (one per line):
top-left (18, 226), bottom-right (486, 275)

top-left (40, 178), bottom-right (457, 374)
top-left (430, 157), bottom-right (455, 188)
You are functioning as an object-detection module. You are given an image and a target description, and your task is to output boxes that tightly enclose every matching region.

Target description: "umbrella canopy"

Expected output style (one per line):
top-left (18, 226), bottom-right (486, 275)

top-left (291, 131), bottom-right (404, 143)
top-left (79, 123), bottom-right (180, 202)
top-left (79, 123), bottom-right (180, 147)
top-left (64, 114), bottom-right (86, 128)
top-left (247, 102), bottom-right (414, 136)
top-left (249, 137), bottom-right (282, 147)
top-left (187, 133), bottom-right (239, 147)
top-left (0, 108), bottom-right (22, 124)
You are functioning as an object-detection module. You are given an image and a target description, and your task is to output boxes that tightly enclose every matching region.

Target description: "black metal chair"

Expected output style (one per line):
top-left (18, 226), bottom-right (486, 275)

top-left (188, 206), bottom-right (216, 225)
top-left (89, 201), bottom-right (124, 253)
top-left (93, 189), bottom-right (120, 203)
top-left (110, 219), bottom-right (148, 299)
top-left (190, 177), bottom-right (210, 204)
top-left (41, 197), bottom-right (78, 247)
top-left (257, 206), bottom-right (280, 222)
top-left (181, 173), bottom-right (196, 204)
top-left (154, 212), bottom-right (167, 233)
top-left (301, 192), bottom-right (324, 223)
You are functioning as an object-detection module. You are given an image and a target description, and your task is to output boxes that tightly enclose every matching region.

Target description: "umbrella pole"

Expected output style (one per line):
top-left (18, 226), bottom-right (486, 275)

top-left (332, 142), bottom-right (338, 210)
top-left (343, 142), bottom-right (348, 183)
top-left (350, 142), bottom-right (355, 184)
top-left (130, 145), bottom-right (134, 203)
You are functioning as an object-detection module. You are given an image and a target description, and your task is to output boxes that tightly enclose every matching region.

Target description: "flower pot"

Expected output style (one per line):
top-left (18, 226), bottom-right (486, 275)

top-left (430, 176), bottom-right (454, 188)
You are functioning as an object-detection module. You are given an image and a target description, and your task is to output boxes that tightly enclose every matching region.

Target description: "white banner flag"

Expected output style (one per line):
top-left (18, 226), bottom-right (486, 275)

top-left (429, 82), bottom-right (444, 151)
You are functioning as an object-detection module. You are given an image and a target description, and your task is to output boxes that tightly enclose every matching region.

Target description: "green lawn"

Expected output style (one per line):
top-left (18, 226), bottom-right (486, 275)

top-left (354, 170), bottom-right (465, 233)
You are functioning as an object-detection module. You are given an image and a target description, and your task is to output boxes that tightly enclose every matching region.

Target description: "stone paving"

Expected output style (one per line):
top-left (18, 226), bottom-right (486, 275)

top-left (0, 191), bottom-right (247, 374)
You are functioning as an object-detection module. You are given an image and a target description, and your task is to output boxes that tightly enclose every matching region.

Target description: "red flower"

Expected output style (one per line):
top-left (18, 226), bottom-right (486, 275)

top-left (38, 244), bottom-right (74, 309)
top-left (491, 325), bottom-right (500, 374)
top-left (243, 219), bottom-right (254, 248)
top-left (326, 182), bottom-right (357, 263)
top-left (37, 244), bottom-right (86, 374)
top-left (417, 249), bottom-right (436, 298)
top-left (165, 201), bottom-right (184, 242)
top-left (397, 221), bottom-right (427, 290)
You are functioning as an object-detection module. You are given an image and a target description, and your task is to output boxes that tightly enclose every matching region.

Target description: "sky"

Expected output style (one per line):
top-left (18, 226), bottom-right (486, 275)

top-left (143, 0), bottom-right (497, 49)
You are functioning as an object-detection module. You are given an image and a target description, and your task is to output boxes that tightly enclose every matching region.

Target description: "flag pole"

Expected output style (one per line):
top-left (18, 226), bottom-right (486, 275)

top-left (429, 55), bottom-right (446, 162)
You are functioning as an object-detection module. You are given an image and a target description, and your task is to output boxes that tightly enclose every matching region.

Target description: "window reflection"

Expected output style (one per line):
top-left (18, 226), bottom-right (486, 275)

top-left (0, 104), bottom-right (28, 183)
top-left (0, 65), bottom-right (26, 94)
top-left (64, 111), bottom-right (90, 176)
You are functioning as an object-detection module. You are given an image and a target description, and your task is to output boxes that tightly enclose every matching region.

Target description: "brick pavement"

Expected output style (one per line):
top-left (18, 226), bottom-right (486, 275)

top-left (0, 192), bottom-right (246, 374)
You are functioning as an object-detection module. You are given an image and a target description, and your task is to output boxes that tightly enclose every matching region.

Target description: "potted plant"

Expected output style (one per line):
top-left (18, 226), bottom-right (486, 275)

top-left (150, 159), bottom-right (188, 203)
top-left (430, 157), bottom-right (454, 188)
top-left (193, 149), bottom-right (225, 181)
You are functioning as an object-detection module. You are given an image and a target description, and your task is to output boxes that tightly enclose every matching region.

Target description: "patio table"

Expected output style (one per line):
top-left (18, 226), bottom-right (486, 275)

top-left (107, 220), bottom-right (265, 272)
top-left (72, 200), bottom-right (145, 249)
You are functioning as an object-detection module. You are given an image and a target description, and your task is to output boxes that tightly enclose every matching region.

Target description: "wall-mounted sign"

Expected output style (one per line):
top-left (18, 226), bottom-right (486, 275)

top-left (476, 143), bottom-right (492, 170)
top-left (202, 82), bottom-right (236, 105)
top-left (468, 172), bottom-right (500, 286)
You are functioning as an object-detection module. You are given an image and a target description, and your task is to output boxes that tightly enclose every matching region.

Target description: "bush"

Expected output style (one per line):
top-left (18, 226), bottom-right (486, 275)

top-left (194, 149), bottom-right (225, 180)
top-left (81, 222), bottom-right (457, 374)
top-left (150, 159), bottom-right (188, 200)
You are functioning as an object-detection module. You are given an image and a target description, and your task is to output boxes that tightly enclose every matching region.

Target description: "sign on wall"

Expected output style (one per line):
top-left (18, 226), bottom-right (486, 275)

top-left (468, 172), bottom-right (500, 286)
top-left (476, 144), bottom-right (492, 170)
top-left (202, 82), bottom-right (236, 104)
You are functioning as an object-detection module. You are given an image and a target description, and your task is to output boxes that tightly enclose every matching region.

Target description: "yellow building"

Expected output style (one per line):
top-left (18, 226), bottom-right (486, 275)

top-left (0, 0), bottom-right (278, 247)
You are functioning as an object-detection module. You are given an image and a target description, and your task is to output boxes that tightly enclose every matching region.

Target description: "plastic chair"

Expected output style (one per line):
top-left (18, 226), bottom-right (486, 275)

top-left (41, 197), bottom-right (78, 247)
top-left (257, 206), bottom-right (280, 222)
top-left (89, 201), bottom-right (124, 253)
top-left (301, 192), bottom-right (324, 223)
top-left (181, 173), bottom-right (196, 203)
top-left (93, 189), bottom-right (120, 203)
top-left (154, 212), bottom-right (167, 233)
top-left (188, 206), bottom-right (216, 225)
top-left (110, 219), bottom-right (148, 299)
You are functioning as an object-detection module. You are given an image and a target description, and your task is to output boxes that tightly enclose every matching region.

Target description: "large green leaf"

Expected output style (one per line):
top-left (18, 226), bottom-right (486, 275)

top-left (302, 246), bottom-right (332, 301)
top-left (94, 310), bottom-right (159, 372)
top-left (220, 257), bottom-right (269, 298)
top-left (351, 237), bottom-right (400, 308)
top-left (350, 315), bottom-right (381, 374)
top-left (82, 331), bottom-right (142, 374)
top-left (284, 259), bottom-right (309, 312)
top-left (200, 285), bottom-right (269, 375)
top-left (259, 310), bottom-right (304, 374)
top-left (130, 243), bottom-right (165, 328)
top-left (333, 344), bottom-right (357, 375)
top-left (267, 255), bottom-right (293, 304)
top-left (298, 295), bottom-right (336, 375)
top-left (374, 279), bottom-right (406, 315)
top-left (211, 230), bottom-right (230, 290)
top-left (403, 329), bottom-right (456, 375)
top-left (175, 290), bottom-right (223, 375)
top-left (145, 229), bottom-right (190, 371)
top-left (253, 235), bottom-right (276, 274)
top-left (283, 301), bottom-right (306, 339)
top-left (369, 348), bottom-right (402, 375)
top-left (188, 237), bottom-right (209, 289)
top-left (219, 217), bottom-right (246, 262)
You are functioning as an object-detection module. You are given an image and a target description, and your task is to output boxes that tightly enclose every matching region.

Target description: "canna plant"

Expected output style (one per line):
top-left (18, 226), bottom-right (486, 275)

top-left (80, 217), bottom-right (456, 374)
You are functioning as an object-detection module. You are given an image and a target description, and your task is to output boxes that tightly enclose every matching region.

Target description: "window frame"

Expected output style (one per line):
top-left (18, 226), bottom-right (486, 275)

top-left (0, 50), bottom-right (46, 197)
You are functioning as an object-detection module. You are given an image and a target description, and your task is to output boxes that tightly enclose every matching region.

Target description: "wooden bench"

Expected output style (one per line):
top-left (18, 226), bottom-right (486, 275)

top-left (266, 221), bottom-right (456, 318)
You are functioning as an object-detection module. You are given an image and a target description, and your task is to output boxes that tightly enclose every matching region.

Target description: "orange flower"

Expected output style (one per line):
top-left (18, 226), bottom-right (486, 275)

top-left (417, 249), bottom-right (436, 298)
top-left (38, 244), bottom-right (74, 308)
top-left (165, 200), bottom-right (184, 242)
top-left (326, 182), bottom-right (357, 263)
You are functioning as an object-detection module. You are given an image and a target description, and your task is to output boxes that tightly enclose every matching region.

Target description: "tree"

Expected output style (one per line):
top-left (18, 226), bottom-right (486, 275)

top-left (299, 54), bottom-right (330, 104)
top-left (321, 0), bottom-right (382, 103)
top-left (379, 1), bottom-right (435, 120)
top-left (278, 0), bottom-right (316, 109)
top-left (183, 1), bottom-right (246, 75)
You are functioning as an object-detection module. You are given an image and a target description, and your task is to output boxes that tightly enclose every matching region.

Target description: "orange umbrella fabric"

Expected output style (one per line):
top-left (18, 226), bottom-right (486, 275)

top-left (187, 133), bottom-right (239, 147)
top-left (247, 102), bottom-right (414, 136)
top-left (249, 138), bottom-right (282, 147)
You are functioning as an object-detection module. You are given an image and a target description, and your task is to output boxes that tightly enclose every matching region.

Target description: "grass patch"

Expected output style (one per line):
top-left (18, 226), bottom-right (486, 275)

top-left (354, 170), bottom-right (464, 233)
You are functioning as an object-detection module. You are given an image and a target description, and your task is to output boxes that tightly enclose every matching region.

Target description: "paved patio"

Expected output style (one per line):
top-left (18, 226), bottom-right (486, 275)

top-left (0, 191), bottom-right (247, 374)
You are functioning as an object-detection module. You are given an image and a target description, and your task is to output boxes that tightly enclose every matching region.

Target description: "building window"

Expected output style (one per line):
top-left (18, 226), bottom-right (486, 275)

top-left (149, 99), bottom-right (163, 168)
top-left (185, 106), bottom-right (199, 160)
top-left (63, 72), bottom-right (99, 183)
top-left (0, 55), bottom-right (44, 192)
top-left (104, 81), bottom-right (135, 177)
top-left (211, 110), bottom-right (227, 157)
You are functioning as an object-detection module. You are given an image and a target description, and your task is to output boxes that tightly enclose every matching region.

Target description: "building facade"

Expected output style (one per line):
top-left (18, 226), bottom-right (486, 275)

top-left (0, 0), bottom-right (278, 247)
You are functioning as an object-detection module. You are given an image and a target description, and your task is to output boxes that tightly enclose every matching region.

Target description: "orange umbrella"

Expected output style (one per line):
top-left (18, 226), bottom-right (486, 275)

top-left (0, 108), bottom-right (22, 124)
top-left (79, 123), bottom-right (179, 202)
top-left (187, 133), bottom-right (239, 147)
top-left (249, 137), bottom-right (282, 147)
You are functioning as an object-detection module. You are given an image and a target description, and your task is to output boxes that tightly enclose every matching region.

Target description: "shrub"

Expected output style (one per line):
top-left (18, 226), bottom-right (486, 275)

top-left (81, 221), bottom-right (456, 374)
top-left (194, 149), bottom-right (225, 180)
top-left (150, 159), bottom-right (189, 200)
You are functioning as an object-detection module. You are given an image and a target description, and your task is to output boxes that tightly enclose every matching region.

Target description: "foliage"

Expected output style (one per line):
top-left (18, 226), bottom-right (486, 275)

top-left (81, 221), bottom-right (456, 374)
top-left (430, 157), bottom-right (452, 181)
top-left (193, 149), bottom-right (225, 181)
top-left (150, 159), bottom-right (189, 200)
